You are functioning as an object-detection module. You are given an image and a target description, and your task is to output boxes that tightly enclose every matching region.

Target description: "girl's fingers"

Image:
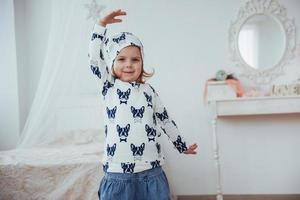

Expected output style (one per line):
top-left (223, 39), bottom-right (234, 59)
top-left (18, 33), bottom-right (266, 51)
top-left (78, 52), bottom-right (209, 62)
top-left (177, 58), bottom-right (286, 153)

top-left (191, 150), bottom-right (197, 154)
top-left (189, 144), bottom-right (198, 149)
top-left (106, 10), bottom-right (126, 20)
top-left (112, 10), bottom-right (126, 17)
top-left (183, 144), bottom-right (198, 154)
top-left (112, 19), bottom-right (122, 23)
top-left (184, 150), bottom-right (197, 154)
top-left (117, 11), bottom-right (127, 16)
top-left (189, 148), bottom-right (197, 152)
top-left (107, 12), bottom-right (126, 23)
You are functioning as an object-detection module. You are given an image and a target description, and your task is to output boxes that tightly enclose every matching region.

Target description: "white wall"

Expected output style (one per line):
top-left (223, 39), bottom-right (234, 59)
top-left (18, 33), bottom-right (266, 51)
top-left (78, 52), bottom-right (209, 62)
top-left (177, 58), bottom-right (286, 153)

top-left (0, 0), bottom-right (20, 150)
top-left (5, 0), bottom-right (300, 195)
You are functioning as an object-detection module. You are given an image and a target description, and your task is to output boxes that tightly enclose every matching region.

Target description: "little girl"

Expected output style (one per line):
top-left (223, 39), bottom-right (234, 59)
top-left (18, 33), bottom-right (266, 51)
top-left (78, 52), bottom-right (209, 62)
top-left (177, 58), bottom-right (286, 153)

top-left (89, 9), bottom-right (198, 200)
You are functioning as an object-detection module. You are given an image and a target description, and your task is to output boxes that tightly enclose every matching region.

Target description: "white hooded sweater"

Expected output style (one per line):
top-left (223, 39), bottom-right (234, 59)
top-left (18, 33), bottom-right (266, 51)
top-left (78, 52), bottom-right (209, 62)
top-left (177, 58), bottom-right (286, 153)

top-left (88, 24), bottom-right (187, 173)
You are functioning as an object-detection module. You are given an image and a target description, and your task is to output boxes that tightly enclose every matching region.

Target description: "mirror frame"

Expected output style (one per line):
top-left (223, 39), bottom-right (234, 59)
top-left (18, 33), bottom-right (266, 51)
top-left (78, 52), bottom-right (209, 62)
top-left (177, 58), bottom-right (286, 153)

top-left (229, 0), bottom-right (296, 84)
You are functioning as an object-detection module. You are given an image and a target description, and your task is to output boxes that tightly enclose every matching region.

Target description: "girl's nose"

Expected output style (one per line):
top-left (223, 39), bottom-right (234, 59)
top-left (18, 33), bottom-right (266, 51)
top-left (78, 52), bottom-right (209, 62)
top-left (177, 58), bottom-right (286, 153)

top-left (125, 61), bottom-right (132, 68)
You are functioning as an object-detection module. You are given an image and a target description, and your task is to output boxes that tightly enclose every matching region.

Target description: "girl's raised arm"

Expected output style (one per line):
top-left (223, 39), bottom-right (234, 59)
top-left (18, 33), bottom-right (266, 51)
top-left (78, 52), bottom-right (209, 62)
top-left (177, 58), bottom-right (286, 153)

top-left (88, 9), bottom-right (126, 86)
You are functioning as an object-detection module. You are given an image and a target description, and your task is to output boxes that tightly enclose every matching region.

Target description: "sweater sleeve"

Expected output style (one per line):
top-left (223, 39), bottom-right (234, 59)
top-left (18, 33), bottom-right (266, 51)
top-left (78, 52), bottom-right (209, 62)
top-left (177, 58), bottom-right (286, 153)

top-left (88, 23), bottom-right (114, 86)
top-left (153, 89), bottom-right (188, 153)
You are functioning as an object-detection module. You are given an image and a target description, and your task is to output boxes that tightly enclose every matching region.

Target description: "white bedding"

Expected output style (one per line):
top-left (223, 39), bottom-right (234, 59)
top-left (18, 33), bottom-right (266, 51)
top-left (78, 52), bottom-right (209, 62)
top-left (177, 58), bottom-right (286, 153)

top-left (0, 130), bottom-right (104, 200)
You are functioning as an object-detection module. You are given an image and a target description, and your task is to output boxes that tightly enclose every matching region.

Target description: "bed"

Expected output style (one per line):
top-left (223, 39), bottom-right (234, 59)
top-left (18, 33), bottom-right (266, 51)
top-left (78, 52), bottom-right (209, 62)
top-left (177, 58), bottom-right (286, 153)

top-left (0, 129), bottom-right (104, 200)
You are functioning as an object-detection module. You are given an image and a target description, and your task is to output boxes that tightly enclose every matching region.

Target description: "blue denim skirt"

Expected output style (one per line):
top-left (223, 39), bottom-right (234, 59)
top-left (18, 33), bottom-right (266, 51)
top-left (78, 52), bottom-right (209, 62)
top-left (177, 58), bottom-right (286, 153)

top-left (98, 167), bottom-right (171, 200)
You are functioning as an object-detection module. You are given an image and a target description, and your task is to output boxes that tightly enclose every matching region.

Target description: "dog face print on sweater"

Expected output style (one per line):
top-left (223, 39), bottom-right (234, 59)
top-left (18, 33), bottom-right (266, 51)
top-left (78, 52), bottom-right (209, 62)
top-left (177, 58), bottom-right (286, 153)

top-left (121, 162), bottom-right (135, 173)
top-left (106, 143), bottom-right (117, 161)
top-left (172, 135), bottom-right (188, 153)
top-left (106, 106), bottom-right (117, 123)
top-left (131, 82), bottom-right (141, 89)
top-left (102, 80), bottom-right (114, 97)
top-left (130, 143), bottom-right (145, 161)
top-left (150, 160), bottom-right (160, 169)
top-left (91, 33), bottom-right (104, 41)
top-left (116, 124), bottom-right (130, 142)
top-left (90, 65), bottom-right (101, 79)
top-left (117, 88), bottom-right (131, 104)
top-left (145, 124), bottom-right (156, 142)
top-left (112, 33), bottom-right (126, 44)
top-left (131, 106), bottom-right (145, 123)
top-left (143, 92), bottom-right (153, 108)
top-left (155, 107), bottom-right (169, 124)
top-left (103, 162), bottom-right (109, 172)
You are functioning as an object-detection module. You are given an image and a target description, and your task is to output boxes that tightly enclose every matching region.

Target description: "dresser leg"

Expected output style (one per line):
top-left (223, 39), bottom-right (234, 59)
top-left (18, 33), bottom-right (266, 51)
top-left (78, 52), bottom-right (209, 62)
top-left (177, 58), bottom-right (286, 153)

top-left (212, 114), bottom-right (223, 200)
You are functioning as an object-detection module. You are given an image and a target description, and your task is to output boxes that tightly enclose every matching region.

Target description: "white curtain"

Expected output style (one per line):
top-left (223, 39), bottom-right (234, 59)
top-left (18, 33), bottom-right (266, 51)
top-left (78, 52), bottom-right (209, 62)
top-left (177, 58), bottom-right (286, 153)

top-left (17, 0), bottom-right (104, 148)
top-left (0, 2), bottom-right (106, 199)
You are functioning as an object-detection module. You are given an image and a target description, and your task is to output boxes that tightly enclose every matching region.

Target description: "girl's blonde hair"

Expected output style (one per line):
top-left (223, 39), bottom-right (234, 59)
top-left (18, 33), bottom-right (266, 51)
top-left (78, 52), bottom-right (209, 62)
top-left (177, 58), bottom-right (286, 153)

top-left (137, 66), bottom-right (154, 83)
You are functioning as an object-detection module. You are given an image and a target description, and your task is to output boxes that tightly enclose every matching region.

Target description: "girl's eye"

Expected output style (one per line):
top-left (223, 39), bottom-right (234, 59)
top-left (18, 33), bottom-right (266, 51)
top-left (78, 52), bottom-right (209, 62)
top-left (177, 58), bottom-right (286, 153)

top-left (117, 58), bottom-right (125, 61)
top-left (132, 59), bottom-right (140, 62)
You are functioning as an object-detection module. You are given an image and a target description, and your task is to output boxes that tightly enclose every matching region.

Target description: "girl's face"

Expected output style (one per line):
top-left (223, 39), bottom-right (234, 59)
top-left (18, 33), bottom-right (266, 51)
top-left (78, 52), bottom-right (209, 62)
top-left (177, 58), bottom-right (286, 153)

top-left (112, 46), bottom-right (143, 83)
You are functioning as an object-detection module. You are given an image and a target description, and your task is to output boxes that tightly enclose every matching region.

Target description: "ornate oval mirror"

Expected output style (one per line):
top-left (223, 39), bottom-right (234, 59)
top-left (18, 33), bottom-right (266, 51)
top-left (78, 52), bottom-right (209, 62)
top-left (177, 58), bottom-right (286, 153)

top-left (238, 14), bottom-right (285, 70)
top-left (229, 0), bottom-right (296, 84)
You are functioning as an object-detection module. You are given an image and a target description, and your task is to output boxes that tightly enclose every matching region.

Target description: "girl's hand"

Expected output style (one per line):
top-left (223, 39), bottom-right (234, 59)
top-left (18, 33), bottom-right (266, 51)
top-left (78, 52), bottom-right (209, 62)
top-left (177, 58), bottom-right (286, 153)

top-left (183, 143), bottom-right (198, 154)
top-left (97, 9), bottom-right (127, 27)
